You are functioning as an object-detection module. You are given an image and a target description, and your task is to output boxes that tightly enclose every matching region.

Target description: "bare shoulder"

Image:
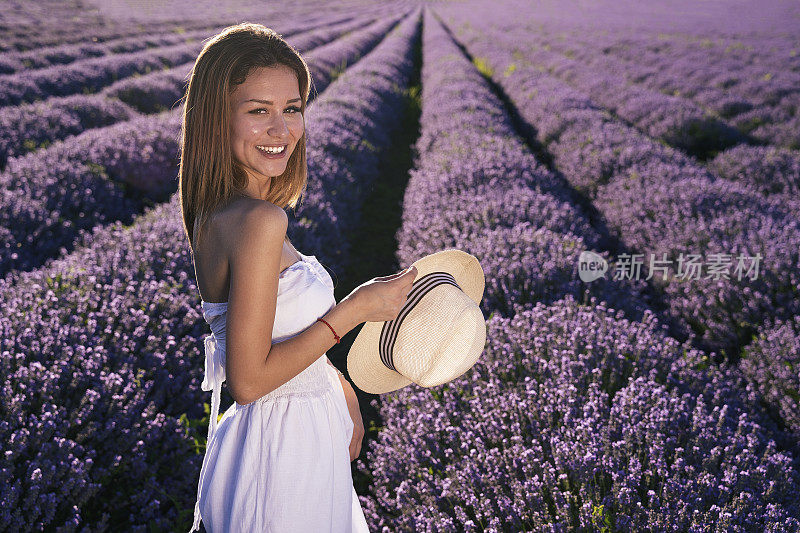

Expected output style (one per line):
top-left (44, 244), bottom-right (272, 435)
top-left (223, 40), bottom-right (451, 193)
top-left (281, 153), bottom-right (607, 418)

top-left (220, 197), bottom-right (287, 257)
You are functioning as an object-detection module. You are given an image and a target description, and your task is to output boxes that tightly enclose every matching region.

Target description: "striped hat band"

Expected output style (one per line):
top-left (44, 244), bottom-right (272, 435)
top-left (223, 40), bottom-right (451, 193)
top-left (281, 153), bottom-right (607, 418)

top-left (378, 271), bottom-right (460, 372)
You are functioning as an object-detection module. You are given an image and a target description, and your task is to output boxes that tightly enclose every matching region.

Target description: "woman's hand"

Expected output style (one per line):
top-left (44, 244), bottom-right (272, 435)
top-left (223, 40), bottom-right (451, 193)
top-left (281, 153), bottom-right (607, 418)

top-left (344, 266), bottom-right (417, 324)
top-left (338, 375), bottom-right (364, 462)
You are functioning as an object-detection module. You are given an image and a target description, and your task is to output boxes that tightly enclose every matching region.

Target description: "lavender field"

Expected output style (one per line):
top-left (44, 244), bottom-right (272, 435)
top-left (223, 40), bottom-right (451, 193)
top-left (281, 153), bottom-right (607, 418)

top-left (1, 0), bottom-right (799, 531)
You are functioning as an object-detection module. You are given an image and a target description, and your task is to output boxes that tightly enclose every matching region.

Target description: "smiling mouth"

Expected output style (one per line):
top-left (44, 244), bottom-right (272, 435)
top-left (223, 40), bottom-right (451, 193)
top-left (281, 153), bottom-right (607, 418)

top-left (256, 144), bottom-right (287, 155)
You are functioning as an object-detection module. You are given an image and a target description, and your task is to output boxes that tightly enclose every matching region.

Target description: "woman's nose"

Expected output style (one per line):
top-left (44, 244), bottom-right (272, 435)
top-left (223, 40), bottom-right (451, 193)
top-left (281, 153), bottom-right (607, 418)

top-left (267, 114), bottom-right (290, 139)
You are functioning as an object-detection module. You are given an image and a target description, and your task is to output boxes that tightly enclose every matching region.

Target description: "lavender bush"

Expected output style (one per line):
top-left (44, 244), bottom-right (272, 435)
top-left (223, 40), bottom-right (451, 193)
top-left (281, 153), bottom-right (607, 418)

top-left (0, 110), bottom-right (182, 277)
top-left (709, 144), bottom-right (800, 201)
top-left (470, 0), bottom-right (800, 150)
top-left (740, 315), bottom-right (800, 437)
top-left (360, 294), bottom-right (800, 531)
top-left (0, 0), bottom-right (307, 53)
top-left (0, 41), bottom-right (204, 107)
top-left (0, 94), bottom-right (139, 168)
top-left (513, 30), bottom-right (746, 159)
top-left (0, 27), bottom-right (220, 75)
top-left (595, 165), bottom-right (800, 357)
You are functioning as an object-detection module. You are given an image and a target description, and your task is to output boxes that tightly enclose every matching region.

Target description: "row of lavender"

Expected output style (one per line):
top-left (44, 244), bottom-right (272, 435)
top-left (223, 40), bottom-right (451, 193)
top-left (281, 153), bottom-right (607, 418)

top-left (539, 29), bottom-right (800, 202)
top-left (506, 7), bottom-right (800, 510)
top-left (481, 19), bottom-right (800, 203)
top-left (0, 0), bottom-right (237, 53)
top-left (0, 9), bottom-right (420, 530)
top-left (440, 7), bottom-right (800, 376)
top-left (593, 32), bottom-right (800, 76)
top-left (0, 13), bottom-right (406, 279)
top-left (0, 25), bottom-right (222, 76)
top-left (0, 9), bottom-right (385, 75)
top-left (0, 0), bottom-right (395, 53)
top-left (0, 37), bottom-right (215, 108)
top-left (493, 0), bottom-right (800, 151)
top-left (437, 5), bottom-right (800, 455)
top-left (502, 23), bottom-right (799, 155)
top-left (533, 25), bottom-right (800, 150)
top-left (353, 9), bottom-right (800, 531)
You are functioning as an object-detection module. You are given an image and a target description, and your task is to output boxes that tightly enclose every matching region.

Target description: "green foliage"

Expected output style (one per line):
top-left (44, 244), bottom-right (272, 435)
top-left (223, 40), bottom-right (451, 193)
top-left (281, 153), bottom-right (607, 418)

top-left (592, 504), bottom-right (614, 532)
top-left (178, 403), bottom-right (213, 455)
top-left (330, 58), bottom-right (352, 83)
top-left (472, 56), bottom-right (494, 77)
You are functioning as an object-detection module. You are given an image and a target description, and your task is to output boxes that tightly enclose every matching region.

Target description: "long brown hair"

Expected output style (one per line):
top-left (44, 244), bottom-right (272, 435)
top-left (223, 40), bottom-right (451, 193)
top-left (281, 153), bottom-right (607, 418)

top-left (178, 22), bottom-right (312, 256)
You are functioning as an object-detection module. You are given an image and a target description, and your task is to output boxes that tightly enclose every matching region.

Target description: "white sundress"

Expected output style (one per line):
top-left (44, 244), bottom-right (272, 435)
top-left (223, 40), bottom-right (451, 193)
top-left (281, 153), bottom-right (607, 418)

top-left (189, 251), bottom-right (370, 532)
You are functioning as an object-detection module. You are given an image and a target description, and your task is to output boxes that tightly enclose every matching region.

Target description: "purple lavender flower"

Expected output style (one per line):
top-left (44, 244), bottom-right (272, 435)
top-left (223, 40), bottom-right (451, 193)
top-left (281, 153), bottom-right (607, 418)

top-left (741, 315), bottom-right (800, 436)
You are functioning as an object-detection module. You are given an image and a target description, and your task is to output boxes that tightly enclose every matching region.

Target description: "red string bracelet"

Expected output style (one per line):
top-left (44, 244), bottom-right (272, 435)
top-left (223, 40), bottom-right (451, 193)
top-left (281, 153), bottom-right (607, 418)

top-left (316, 317), bottom-right (340, 344)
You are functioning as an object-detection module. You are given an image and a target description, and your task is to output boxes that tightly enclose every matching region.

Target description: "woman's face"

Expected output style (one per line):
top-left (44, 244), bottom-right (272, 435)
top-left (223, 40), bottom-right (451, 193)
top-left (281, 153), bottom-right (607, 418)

top-left (228, 64), bottom-right (305, 187)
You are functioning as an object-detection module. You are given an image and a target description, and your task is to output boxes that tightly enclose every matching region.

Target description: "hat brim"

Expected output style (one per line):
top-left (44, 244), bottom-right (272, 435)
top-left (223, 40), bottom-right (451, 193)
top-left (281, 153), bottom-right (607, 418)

top-left (347, 249), bottom-right (485, 394)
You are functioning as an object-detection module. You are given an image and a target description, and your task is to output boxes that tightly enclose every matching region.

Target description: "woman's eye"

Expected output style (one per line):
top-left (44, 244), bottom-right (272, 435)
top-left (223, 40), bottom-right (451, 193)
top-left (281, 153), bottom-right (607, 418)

top-left (249, 106), bottom-right (301, 115)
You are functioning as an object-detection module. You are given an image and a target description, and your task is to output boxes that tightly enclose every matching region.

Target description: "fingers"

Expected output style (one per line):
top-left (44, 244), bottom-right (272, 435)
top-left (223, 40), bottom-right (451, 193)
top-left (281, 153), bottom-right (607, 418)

top-left (350, 441), bottom-right (361, 462)
top-left (395, 265), bottom-right (417, 285)
top-left (374, 271), bottom-right (403, 281)
top-left (401, 266), bottom-right (417, 292)
top-left (375, 265), bottom-right (418, 282)
top-left (403, 265), bottom-right (417, 280)
top-left (351, 439), bottom-right (362, 462)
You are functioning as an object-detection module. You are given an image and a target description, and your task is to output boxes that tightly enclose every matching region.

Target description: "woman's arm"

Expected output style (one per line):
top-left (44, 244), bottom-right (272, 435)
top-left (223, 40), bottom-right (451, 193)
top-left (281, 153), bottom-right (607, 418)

top-left (328, 357), bottom-right (365, 461)
top-left (239, 297), bottom-right (363, 405)
top-left (224, 200), bottom-right (364, 405)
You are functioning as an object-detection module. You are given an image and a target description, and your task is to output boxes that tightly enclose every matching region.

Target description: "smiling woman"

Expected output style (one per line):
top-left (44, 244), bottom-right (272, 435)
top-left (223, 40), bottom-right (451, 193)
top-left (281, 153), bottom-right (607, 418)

top-left (176, 22), bottom-right (372, 533)
top-left (178, 25), bottom-right (311, 257)
top-left (228, 64), bottom-right (306, 199)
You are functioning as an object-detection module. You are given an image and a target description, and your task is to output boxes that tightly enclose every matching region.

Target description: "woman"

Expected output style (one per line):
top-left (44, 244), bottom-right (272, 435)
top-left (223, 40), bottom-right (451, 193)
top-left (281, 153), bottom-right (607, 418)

top-left (179, 23), bottom-right (417, 532)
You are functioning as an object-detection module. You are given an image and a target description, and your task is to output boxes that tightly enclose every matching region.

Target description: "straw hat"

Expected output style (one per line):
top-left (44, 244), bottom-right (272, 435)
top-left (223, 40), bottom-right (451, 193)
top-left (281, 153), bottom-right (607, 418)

top-left (347, 249), bottom-right (487, 394)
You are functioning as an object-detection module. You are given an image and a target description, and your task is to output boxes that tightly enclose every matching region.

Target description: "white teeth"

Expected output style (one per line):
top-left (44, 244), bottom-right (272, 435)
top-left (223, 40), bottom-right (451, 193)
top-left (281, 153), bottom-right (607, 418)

top-left (256, 145), bottom-right (286, 154)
